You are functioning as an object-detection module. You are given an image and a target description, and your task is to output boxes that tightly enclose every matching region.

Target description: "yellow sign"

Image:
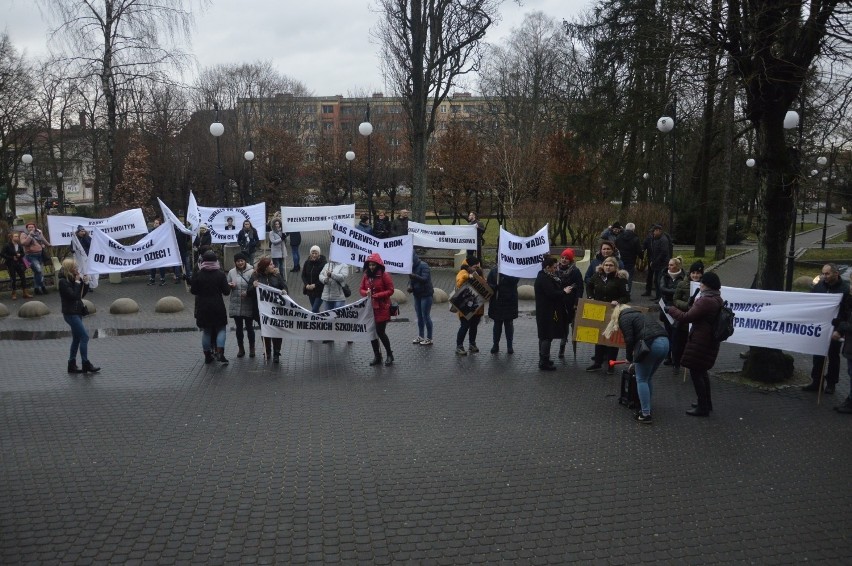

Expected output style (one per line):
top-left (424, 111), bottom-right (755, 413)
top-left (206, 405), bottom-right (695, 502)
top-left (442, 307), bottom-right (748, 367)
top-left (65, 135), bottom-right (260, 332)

top-left (582, 302), bottom-right (607, 322)
top-left (575, 326), bottom-right (600, 344)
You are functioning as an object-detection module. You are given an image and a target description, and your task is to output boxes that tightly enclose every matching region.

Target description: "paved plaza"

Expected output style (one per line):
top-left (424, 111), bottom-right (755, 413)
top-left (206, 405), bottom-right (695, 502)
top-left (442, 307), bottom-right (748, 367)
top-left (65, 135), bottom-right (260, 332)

top-left (1, 227), bottom-right (850, 564)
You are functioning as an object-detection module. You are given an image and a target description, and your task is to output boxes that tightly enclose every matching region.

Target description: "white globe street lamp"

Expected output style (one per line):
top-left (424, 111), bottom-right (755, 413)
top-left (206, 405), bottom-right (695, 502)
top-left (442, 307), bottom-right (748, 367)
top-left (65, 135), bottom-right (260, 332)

top-left (21, 152), bottom-right (37, 222)
top-left (746, 158), bottom-right (756, 168)
top-left (360, 107), bottom-right (374, 218)
top-left (783, 110), bottom-right (799, 129)
top-left (209, 122), bottom-right (224, 137)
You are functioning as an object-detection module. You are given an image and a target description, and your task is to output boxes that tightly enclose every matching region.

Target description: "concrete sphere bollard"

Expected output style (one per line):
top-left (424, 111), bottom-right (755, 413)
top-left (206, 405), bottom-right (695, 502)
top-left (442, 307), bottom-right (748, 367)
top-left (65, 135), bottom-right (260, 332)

top-left (433, 288), bottom-right (449, 303)
top-left (518, 284), bottom-right (536, 300)
top-left (110, 297), bottom-right (140, 315)
top-left (0, 303), bottom-right (9, 318)
top-left (18, 300), bottom-right (50, 318)
top-left (155, 296), bottom-right (185, 313)
top-left (82, 299), bottom-right (96, 315)
top-left (391, 288), bottom-right (408, 304)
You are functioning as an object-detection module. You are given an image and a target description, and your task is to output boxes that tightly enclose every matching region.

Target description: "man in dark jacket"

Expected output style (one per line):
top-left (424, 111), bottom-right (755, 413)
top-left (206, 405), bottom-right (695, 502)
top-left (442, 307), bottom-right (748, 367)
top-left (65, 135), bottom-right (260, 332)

top-left (535, 257), bottom-right (571, 371)
top-left (643, 224), bottom-right (672, 300)
top-left (803, 264), bottom-right (850, 394)
top-left (373, 211), bottom-right (392, 239)
top-left (392, 209), bottom-right (410, 236)
top-left (616, 222), bottom-right (642, 292)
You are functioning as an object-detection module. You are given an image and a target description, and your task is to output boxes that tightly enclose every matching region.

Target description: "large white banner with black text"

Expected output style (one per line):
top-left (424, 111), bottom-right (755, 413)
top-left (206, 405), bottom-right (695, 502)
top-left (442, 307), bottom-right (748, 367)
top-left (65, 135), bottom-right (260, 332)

top-left (256, 283), bottom-right (376, 342)
top-left (195, 202), bottom-right (267, 243)
top-left (407, 221), bottom-right (477, 250)
top-left (497, 224), bottom-right (550, 279)
top-left (86, 223), bottom-right (182, 273)
top-left (328, 221), bottom-right (412, 274)
top-left (47, 209), bottom-right (148, 245)
top-left (694, 285), bottom-right (843, 356)
top-left (280, 204), bottom-right (356, 232)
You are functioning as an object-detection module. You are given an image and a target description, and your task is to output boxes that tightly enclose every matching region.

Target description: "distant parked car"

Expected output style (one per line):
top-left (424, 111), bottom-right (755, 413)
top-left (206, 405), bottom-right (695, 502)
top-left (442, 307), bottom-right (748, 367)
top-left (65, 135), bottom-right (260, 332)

top-left (43, 199), bottom-right (77, 214)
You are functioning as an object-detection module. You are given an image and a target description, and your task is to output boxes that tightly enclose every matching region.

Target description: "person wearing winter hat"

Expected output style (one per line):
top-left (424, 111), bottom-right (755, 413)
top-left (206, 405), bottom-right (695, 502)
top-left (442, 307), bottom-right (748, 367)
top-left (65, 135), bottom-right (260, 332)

top-left (226, 251), bottom-right (256, 358)
top-left (360, 253), bottom-right (395, 366)
top-left (666, 270), bottom-right (724, 416)
top-left (670, 260), bottom-right (704, 370)
top-left (191, 249), bottom-right (231, 365)
top-left (555, 248), bottom-right (583, 358)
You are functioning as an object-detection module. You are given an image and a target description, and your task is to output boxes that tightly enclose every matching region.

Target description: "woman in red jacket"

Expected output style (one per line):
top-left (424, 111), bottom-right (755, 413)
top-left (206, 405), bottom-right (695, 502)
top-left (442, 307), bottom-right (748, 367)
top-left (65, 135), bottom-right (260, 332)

top-left (360, 253), bottom-right (395, 366)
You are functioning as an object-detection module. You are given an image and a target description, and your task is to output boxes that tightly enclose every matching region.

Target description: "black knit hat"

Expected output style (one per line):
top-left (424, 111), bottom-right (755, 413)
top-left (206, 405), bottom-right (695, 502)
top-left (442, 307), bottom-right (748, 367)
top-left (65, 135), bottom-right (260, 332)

top-left (201, 250), bottom-right (218, 262)
top-left (700, 271), bottom-right (721, 290)
top-left (233, 252), bottom-right (249, 262)
top-left (688, 261), bottom-right (704, 274)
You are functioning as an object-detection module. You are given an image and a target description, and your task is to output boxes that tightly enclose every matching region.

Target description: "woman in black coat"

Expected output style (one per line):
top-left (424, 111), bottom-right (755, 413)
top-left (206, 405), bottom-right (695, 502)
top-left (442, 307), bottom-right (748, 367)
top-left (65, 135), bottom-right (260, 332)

top-left (59, 258), bottom-right (99, 374)
top-left (252, 256), bottom-right (288, 363)
top-left (191, 249), bottom-right (231, 364)
top-left (301, 245), bottom-right (327, 313)
top-left (586, 256), bottom-right (631, 373)
top-left (237, 220), bottom-right (260, 263)
top-left (667, 271), bottom-right (724, 416)
top-left (535, 257), bottom-right (572, 370)
top-left (487, 266), bottom-right (520, 354)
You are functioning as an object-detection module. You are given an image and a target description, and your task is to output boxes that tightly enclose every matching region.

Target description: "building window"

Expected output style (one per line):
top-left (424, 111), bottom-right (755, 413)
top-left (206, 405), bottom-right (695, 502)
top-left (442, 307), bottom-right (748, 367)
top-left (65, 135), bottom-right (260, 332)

top-left (451, 105), bottom-right (461, 114)
top-left (322, 105), bottom-right (334, 114)
top-left (440, 105), bottom-right (447, 113)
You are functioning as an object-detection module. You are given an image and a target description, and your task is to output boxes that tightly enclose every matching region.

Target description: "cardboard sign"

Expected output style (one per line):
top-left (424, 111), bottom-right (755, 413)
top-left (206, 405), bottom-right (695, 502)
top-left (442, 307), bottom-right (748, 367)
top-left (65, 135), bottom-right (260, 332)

top-left (572, 299), bottom-right (647, 347)
top-left (451, 272), bottom-right (493, 320)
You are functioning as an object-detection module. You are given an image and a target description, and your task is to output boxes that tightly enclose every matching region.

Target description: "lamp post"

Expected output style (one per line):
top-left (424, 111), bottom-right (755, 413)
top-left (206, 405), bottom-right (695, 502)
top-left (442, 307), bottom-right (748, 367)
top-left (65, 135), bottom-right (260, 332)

top-left (783, 110), bottom-right (799, 292)
top-left (743, 158), bottom-right (756, 232)
top-left (822, 170), bottom-right (837, 250)
top-left (657, 97), bottom-right (676, 238)
top-left (244, 142), bottom-right (255, 204)
top-left (57, 171), bottom-right (64, 214)
top-left (209, 103), bottom-right (225, 205)
top-left (21, 150), bottom-right (36, 224)
top-left (346, 147), bottom-right (355, 203)
top-left (359, 105), bottom-right (373, 221)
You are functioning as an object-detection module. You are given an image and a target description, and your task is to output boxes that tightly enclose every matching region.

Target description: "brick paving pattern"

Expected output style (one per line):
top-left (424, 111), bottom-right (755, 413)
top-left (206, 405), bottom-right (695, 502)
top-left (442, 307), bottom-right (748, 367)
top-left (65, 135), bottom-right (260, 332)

top-left (1, 228), bottom-right (849, 563)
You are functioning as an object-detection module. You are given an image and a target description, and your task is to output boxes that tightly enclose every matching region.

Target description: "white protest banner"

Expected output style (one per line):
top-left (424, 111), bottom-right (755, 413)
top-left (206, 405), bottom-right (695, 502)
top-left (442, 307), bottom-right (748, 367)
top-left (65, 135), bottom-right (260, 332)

top-left (70, 233), bottom-right (98, 289)
top-left (280, 204), bottom-right (356, 232)
top-left (86, 223), bottom-right (181, 273)
top-left (407, 221), bottom-right (477, 250)
top-left (328, 221), bottom-right (412, 274)
top-left (197, 202), bottom-right (267, 243)
top-left (47, 209), bottom-right (148, 245)
top-left (256, 283), bottom-right (376, 342)
top-left (703, 285), bottom-right (843, 356)
top-left (186, 191), bottom-right (200, 232)
top-left (158, 198), bottom-right (192, 235)
top-left (497, 224), bottom-right (550, 279)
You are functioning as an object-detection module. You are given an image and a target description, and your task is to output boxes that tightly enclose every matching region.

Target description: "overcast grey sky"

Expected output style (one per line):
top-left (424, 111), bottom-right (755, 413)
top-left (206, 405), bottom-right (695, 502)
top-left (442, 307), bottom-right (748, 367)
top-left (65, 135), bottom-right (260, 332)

top-left (2, 0), bottom-right (590, 96)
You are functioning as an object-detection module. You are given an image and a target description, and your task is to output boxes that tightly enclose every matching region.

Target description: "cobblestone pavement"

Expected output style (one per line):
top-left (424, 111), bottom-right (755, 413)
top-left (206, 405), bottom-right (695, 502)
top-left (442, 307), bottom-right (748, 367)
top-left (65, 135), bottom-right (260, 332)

top-left (1, 229), bottom-right (849, 564)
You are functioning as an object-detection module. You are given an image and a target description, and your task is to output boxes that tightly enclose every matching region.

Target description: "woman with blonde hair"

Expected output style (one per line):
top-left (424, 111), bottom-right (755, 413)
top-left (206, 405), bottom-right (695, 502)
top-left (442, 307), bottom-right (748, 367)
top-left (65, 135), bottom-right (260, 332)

top-left (586, 256), bottom-right (631, 372)
top-left (659, 256), bottom-right (685, 365)
top-left (604, 304), bottom-right (669, 423)
top-left (59, 258), bottom-right (100, 374)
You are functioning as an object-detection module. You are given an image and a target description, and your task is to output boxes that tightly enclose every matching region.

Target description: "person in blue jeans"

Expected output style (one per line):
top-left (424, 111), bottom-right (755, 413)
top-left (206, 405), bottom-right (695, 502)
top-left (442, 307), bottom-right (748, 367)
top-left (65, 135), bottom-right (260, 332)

top-left (606, 304), bottom-right (670, 424)
top-left (58, 258), bottom-right (100, 374)
top-left (408, 253), bottom-right (434, 345)
top-left (287, 231), bottom-right (302, 272)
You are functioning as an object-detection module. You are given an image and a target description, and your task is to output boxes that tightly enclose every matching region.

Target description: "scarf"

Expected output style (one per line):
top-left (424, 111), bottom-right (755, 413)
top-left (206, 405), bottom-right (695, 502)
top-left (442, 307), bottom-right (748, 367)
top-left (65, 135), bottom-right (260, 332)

top-left (199, 260), bottom-right (220, 271)
top-left (700, 288), bottom-right (721, 299)
top-left (668, 269), bottom-right (683, 278)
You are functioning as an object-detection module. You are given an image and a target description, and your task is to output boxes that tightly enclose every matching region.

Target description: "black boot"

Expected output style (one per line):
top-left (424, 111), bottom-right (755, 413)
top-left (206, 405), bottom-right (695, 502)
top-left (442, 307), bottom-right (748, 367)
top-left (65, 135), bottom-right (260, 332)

top-left (216, 347), bottom-right (229, 364)
top-left (384, 352), bottom-right (394, 366)
top-left (204, 350), bottom-right (215, 364)
top-left (249, 343), bottom-right (256, 358)
top-left (68, 360), bottom-right (83, 374)
top-left (237, 341), bottom-right (246, 358)
top-left (81, 360), bottom-right (100, 373)
top-left (558, 340), bottom-right (566, 359)
top-left (369, 341), bottom-right (383, 366)
top-left (273, 351), bottom-right (281, 364)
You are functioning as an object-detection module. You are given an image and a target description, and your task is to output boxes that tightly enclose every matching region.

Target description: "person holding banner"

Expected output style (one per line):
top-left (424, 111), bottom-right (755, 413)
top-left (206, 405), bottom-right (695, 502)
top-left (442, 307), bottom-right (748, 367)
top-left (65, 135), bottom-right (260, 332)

top-left (252, 257), bottom-right (288, 363)
top-left (409, 253), bottom-right (435, 346)
top-left (666, 271), bottom-right (724, 416)
top-left (455, 256), bottom-right (486, 356)
top-left (301, 246), bottom-right (327, 313)
top-left (191, 250), bottom-right (232, 365)
top-left (227, 252), bottom-right (257, 358)
top-left (803, 264), bottom-right (849, 395)
top-left (237, 220), bottom-right (260, 263)
top-left (193, 224), bottom-right (212, 266)
top-left (659, 256), bottom-right (685, 366)
top-left (59, 258), bottom-right (99, 374)
top-left (671, 261), bottom-right (704, 370)
top-left (268, 218), bottom-right (288, 274)
top-left (586, 256), bottom-right (631, 373)
top-left (320, 259), bottom-right (350, 311)
top-left (487, 264), bottom-right (519, 354)
top-left (360, 253), bottom-right (395, 366)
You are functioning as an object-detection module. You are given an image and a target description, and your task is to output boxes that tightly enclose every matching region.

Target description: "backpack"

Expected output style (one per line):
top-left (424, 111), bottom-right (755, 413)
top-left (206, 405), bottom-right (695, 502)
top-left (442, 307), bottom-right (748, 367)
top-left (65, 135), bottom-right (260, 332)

top-left (713, 301), bottom-right (735, 342)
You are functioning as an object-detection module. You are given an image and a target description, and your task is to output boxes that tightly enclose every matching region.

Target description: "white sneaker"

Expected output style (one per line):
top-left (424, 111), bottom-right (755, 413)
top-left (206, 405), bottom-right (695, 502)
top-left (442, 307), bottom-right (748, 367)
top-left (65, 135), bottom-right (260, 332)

top-left (412, 336), bottom-right (424, 344)
top-left (421, 338), bottom-right (433, 345)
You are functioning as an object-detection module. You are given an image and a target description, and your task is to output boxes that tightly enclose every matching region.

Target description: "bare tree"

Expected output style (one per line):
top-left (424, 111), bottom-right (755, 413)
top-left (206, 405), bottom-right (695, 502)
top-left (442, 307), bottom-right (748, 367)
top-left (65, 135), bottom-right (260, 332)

top-left (40, 0), bottom-right (203, 205)
top-left (375, 0), bottom-right (502, 222)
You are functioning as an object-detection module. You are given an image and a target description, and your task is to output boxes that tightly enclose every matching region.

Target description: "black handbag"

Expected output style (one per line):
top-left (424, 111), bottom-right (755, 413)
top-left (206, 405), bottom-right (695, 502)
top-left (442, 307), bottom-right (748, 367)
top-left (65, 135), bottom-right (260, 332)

top-left (633, 317), bottom-right (650, 362)
top-left (341, 282), bottom-right (352, 298)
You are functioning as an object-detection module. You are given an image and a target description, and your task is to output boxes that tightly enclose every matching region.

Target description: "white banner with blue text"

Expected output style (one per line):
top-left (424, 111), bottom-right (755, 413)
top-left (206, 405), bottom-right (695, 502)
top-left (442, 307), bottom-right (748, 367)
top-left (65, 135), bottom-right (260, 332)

top-left (256, 283), bottom-right (376, 342)
top-left (280, 204), bottom-right (356, 232)
top-left (407, 221), bottom-right (477, 250)
top-left (497, 224), bottom-right (550, 279)
top-left (47, 208), bottom-right (148, 245)
top-left (328, 221), bottom-right (412, 274)
top-left (86, 223), bottom-right (182, 273)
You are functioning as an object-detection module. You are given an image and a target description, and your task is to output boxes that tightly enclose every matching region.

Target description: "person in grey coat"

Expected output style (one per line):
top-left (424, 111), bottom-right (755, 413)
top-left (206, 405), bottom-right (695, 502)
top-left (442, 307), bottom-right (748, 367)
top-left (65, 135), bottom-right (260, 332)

top-left (320, 259), bottom-right (350, 311)
top-left (268, 218), bottom-right (288, 274)
top-left (226, 252), bottom-right (256, 358)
